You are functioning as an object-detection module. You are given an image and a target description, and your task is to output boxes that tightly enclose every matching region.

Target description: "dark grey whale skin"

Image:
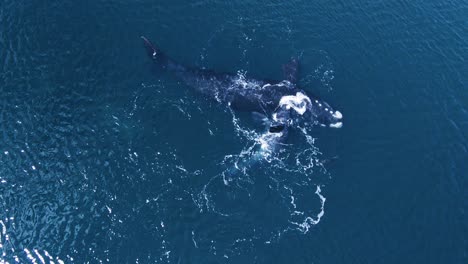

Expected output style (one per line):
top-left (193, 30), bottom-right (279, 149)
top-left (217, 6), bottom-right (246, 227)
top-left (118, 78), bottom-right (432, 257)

top-left (141, 36), bottom-right (342, 129)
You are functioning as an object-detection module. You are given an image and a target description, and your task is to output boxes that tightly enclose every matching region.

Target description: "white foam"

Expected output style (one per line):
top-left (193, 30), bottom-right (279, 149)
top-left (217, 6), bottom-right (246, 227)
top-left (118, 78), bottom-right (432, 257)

top-left (24, 249), bottom-right (37, 264)
top-left (191, 231), bottom-right (198, 248)
top-left (278, 92), bottom-right (312, 115)
top-left (272, 113), bottom-right (278, 121)
top-left (34, 249), bottom-right (46, 264)
top-left (291, 185), bottom-right (326, 233)
top-left (259, 131), bottom-right (283, 153)
top-left (0, 220), bottom-right (6, 235)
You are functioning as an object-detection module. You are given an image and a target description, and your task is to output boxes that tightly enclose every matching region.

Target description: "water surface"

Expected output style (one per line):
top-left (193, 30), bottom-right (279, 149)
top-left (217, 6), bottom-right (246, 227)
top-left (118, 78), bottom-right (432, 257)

top-left (0, 0), bottom-right (466, 263)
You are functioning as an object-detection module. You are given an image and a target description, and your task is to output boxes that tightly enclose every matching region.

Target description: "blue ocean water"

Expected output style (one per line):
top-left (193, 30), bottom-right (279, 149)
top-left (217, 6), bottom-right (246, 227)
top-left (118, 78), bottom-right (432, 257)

top-left (0, 0), bottom-right (466, 263)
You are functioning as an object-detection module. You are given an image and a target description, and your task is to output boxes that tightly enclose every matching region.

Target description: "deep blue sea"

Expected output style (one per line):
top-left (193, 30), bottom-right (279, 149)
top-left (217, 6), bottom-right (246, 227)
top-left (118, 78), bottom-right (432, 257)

top-left (1, 0), bottom-right (466, 263)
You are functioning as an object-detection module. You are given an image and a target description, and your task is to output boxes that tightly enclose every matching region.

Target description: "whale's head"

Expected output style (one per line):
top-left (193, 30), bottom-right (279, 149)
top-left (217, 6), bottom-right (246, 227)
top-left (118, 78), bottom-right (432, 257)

top-left (276, 92), bottom-right (343, 129)
top-left (308, 97), bottom-right (343, 128)
top-left (260, 92), bottom-right (341, 156)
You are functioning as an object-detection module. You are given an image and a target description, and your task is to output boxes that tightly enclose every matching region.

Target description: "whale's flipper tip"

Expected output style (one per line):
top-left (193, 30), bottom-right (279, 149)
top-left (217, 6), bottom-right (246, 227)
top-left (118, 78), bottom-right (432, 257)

top-left (141, 36), bottom-right (158, 59)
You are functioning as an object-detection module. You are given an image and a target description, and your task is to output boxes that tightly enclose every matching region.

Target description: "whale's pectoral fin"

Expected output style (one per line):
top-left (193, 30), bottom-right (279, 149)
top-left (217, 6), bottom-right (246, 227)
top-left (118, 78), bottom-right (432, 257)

top-left (282, 58), bottom-right (299, 83)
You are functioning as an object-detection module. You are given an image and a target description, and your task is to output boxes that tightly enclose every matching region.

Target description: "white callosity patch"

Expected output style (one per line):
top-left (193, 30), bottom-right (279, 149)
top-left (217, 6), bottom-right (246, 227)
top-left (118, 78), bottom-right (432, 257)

top-left (276, 91), bottom-right (343, 129)
top-left (333, 110), bottom-right (343, 119)
top-left (329, 122), bottom-right (343, 128)
top-left (329, 110), bottom-right (343, 128)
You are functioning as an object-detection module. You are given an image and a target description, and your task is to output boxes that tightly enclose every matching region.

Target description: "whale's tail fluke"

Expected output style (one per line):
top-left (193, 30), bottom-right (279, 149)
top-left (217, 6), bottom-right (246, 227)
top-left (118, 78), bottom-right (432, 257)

top-left (141, 36), bottom-right (160, 59)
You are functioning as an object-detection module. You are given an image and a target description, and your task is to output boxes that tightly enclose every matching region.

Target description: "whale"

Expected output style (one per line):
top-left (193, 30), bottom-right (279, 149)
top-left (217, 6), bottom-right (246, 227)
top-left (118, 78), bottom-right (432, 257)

top-left (141, 36), bottom-right (343, 152)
